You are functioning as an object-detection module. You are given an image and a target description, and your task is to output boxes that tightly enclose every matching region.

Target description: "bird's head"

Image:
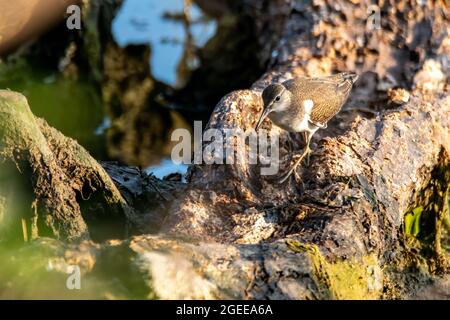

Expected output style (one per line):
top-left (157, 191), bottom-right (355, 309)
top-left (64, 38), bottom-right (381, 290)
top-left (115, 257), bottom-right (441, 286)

top-left (256, 83), bottom-right (291, 130)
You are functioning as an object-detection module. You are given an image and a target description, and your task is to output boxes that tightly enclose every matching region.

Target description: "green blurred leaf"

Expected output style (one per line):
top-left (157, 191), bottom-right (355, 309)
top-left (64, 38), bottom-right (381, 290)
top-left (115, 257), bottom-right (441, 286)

top-left (404, 207), bottom-right (423, 236)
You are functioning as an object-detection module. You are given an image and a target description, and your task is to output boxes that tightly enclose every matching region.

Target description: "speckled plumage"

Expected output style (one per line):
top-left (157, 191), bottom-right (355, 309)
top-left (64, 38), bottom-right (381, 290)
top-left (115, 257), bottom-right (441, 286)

top-left (284, 73), bottom-right (355, 126)
top-left (260, 72), bottom-right (357, 132)
top-left (256, 72), bottom-right (358, 183)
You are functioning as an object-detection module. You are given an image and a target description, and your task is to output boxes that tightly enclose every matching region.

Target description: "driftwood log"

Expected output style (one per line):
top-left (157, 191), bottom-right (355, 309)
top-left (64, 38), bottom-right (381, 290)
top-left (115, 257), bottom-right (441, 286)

top-left (1, 0), bottom-right (449, 299)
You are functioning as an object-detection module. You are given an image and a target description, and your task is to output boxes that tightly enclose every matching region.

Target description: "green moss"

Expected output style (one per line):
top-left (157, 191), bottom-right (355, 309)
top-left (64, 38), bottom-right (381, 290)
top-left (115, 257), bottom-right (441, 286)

top-left (286, 240), bottom-right (382, 300)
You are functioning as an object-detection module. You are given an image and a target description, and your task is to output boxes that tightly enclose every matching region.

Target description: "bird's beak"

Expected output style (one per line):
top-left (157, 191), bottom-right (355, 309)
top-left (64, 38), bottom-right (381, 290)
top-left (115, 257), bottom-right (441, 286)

top-left (256, 106), bottom-right (271, 131)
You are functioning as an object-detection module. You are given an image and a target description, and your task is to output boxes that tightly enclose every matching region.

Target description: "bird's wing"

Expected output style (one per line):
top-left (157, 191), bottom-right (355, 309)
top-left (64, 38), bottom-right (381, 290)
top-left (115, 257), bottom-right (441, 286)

top-left (284, 74), bottom-right (355, 127)
top-left (307, 82), bottom-right (346, 126)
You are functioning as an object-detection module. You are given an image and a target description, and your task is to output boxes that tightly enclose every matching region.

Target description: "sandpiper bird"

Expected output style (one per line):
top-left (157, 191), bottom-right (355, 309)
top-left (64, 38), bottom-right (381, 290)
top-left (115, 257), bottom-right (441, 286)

top-left (255, 72), bottom-right (358, 183)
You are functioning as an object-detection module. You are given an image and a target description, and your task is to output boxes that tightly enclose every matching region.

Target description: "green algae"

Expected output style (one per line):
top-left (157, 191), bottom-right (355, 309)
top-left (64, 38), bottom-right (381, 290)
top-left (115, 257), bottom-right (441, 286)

top-left (286, 240), bottom-right (382, 300)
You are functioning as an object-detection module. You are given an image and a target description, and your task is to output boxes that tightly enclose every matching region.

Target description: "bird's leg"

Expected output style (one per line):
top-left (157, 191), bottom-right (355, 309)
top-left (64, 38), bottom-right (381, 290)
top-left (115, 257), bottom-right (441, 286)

top-left (304, 132), bottom-right (311, 166)
top-left (285, 133), bottom-right (294, 153)
top-left (278, 131), bottom-right (312, 184)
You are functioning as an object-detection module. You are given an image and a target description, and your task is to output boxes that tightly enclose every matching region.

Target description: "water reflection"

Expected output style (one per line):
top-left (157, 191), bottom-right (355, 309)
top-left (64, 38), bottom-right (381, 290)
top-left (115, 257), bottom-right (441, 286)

top-left (107, 0), bottom-right (220, 177)
top-left (145, 158), bottom-right (188, 180)
top-left (113, 0), bottom-right (217, 87)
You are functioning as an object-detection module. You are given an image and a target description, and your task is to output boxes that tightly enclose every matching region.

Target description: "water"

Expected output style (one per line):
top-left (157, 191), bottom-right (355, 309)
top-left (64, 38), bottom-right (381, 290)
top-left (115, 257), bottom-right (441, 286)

top-left (145, 158), bottom-right (188, 179)
top-left (0, 60), bottom-right (107, 159)
top-left (0, 239), bottom-right (151, 299)
top-left (111, 0), bottom-right (216, 177)
top-left (113, 0), bottom-right (217, 86)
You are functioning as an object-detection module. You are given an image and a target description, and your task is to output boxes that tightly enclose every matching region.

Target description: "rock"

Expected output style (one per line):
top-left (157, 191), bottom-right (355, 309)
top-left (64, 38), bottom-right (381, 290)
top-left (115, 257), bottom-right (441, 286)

top-left (0, 90), bottom-right (133, 241)
top-left (388, 88), bottom-right (411, 105)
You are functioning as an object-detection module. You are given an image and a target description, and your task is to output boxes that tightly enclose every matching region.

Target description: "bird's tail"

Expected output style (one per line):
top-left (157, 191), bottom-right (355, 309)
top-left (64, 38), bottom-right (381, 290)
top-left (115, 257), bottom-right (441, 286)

top-left (342, 72), bottom-right (359, 84)
top-left (337, 72), bottom-right (358, 96)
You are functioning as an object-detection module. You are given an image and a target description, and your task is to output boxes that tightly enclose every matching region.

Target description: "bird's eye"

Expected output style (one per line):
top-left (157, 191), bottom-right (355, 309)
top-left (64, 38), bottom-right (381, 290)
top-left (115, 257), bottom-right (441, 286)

top-left (275, 96), bottom-right (281, 102)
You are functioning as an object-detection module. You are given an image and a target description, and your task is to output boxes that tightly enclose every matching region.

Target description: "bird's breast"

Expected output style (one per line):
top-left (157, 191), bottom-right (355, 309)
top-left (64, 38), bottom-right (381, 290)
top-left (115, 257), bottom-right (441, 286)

top-left (268, 110), bottom-right (305, 132)
top-left (268, 108), bottom-right (319, 133)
